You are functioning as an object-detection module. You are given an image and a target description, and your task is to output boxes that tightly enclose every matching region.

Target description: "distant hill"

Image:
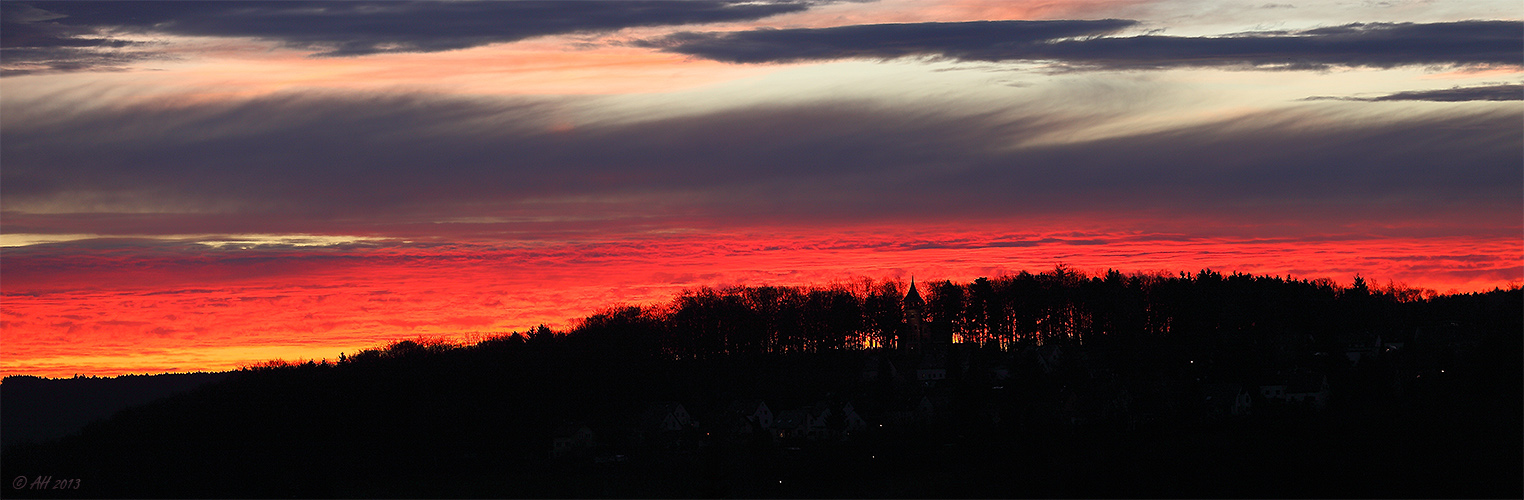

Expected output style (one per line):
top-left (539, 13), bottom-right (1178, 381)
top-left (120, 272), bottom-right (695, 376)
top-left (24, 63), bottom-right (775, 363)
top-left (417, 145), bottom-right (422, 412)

top-left (1, 372), bottom-right (230, 447)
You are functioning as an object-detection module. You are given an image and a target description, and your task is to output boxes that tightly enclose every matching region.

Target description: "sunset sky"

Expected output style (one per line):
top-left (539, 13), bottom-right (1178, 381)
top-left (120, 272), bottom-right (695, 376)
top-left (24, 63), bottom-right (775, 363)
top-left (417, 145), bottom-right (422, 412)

top-left (2, 0), bottom-right (1520, 378)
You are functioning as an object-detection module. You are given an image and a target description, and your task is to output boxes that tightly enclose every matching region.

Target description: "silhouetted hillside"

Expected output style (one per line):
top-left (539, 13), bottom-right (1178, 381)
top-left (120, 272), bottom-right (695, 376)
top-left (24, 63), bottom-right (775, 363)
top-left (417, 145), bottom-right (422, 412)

top-left (2, 271), bottom-right (1518, 498)
top-left (1, 372), bottom-right (230, 447)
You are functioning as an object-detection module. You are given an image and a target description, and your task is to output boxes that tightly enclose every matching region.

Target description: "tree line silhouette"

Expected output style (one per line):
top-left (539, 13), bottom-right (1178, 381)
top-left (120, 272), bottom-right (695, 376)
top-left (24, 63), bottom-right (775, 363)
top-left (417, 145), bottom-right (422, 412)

top-left (474, 266), bottom-right (1462, 360)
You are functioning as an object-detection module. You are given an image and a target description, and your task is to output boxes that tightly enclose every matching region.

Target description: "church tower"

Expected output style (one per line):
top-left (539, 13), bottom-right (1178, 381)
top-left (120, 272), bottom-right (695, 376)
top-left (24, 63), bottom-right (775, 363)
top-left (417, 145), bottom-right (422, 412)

top-left (902, 278), bottom-right (926, 350)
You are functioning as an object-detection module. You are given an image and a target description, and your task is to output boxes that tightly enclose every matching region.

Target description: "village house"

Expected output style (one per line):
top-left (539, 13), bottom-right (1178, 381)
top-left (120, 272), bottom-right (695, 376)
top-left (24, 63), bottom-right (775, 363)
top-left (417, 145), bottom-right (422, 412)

top-left (722, 399), bottom-right (774, 437)
top-left (1260, 383), bottom-right (1287, 400)
top-left (801, 405), bottom-right (833, 440)
top-left (772, 405), bottom-right (833, 440)
top-left (637, 401), bottom-right (701, 448)
top-left (771, 410), bottom-right (808, 439)
top-left (642, 401), bottom-right (697, 432)
top-left (1035, 344), bottom-right (1064, 374)
top-left (916, 357), bottom-right (948, 386)
top-left (1260, 371), bottom-right (1330, 410)
top-left (839, 402), bottom-right (868, 437)
top-left (916, 395), bottom-right (938, 421)
top-left (1283, 372), bottom-right (1330, 409)
top-left (1341, 331), bottom-right (1384, 366)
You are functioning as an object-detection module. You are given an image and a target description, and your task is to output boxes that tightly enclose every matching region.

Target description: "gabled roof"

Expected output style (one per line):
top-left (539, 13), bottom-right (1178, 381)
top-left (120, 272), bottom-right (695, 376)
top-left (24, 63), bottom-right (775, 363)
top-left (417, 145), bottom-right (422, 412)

top-left (798, 404), bottom-right (831, 419)
top-left (773, 410), bottom-right (808, 430)
top-left (641, 401), bottom-right (691, 429)
top-left (727, 399), bottom-right (769, 416)
top-left (722, 414), bottom-right (758, 433)
top-left (645, 401), bottom-right (689, 418)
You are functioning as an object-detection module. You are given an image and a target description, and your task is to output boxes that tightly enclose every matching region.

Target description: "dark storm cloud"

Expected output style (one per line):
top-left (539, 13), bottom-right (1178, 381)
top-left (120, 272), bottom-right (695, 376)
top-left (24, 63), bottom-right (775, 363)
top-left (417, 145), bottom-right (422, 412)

top-left (2, 93), bottom-right (1518, 237)
top-left (1304, 84), bottom-right (1523, 102)
top-left (652, 20), bottom-right (1523, 69)
top-left (1, 0), bottom-right (811, 74)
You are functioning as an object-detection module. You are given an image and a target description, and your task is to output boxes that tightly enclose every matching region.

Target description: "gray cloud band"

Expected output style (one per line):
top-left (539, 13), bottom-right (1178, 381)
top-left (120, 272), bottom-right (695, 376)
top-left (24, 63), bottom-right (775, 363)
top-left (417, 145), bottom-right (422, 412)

top-left (1, 0), bottom-right (813, 74)
top-left (3, 94), bottom-right (1518, 235)
top-left (1305, 84), bottom-right (1523, 102)
top-left (650, 20), bottom-right (1522, 70)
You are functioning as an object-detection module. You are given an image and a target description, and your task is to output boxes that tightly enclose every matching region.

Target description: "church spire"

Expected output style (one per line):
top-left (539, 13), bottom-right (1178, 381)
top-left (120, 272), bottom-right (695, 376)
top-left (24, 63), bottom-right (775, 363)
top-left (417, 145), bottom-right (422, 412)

top-left (904, 276), bottom-right (923, 306)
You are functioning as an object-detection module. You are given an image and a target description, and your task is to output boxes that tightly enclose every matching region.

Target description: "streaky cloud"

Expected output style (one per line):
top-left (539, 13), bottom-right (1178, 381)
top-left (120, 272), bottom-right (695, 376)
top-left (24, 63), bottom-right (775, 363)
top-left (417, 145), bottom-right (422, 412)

top-left (652, 20), bottom-right (1523, 70)
top-left (1304, 84), bottom-right (1523, 102)
top-left (2, 92), bottom-right (1517, 239)
top-left (0, 2), bottom-right (157, 75)
top-left (639, 20), bottom-right (1139, 63)
top-left (1, 0), bottom-right (813, 75)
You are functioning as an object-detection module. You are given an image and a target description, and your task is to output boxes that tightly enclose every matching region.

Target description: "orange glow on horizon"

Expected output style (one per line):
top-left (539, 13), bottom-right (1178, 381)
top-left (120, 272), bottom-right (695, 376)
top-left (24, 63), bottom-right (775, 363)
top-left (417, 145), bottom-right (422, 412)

top-left (3, 228), bottom-right (1518, 379)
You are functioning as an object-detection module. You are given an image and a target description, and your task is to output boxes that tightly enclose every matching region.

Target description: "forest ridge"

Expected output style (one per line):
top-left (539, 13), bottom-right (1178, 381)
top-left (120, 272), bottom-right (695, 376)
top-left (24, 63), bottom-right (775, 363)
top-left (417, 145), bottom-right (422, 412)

top-left (343, 267), bottom-right (1476, 363)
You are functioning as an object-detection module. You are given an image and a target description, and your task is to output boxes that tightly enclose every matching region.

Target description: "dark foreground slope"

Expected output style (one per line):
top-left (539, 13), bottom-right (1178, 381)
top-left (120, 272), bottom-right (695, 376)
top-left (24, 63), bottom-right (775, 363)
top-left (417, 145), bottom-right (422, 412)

top-left (2, 284), bottom-right (1518, 498)
top-left (1, 372), bottom-right (230, 448)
